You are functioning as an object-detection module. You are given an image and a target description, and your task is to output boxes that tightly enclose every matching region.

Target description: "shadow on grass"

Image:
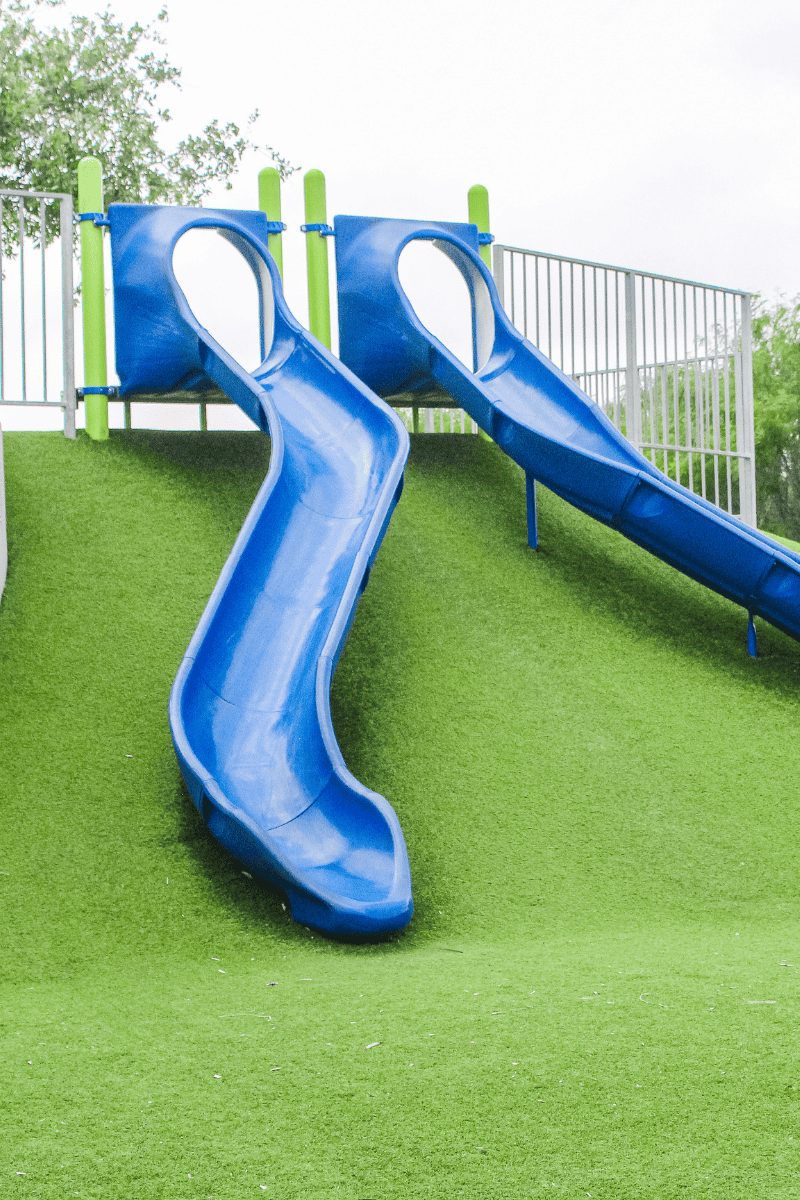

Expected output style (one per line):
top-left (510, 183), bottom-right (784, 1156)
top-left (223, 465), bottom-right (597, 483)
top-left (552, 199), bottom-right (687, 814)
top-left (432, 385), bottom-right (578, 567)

top-left (406, 433), bottom-right (800, 695)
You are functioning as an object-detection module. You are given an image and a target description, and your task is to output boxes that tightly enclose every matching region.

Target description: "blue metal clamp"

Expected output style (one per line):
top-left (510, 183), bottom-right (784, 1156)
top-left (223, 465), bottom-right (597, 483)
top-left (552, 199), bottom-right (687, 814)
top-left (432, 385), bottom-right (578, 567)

top-left (265, 221), bottom-right (287, 234)
top-left (300, 223), bottom-right (335, 236)
top-left (477, 232), bottom-right (494, 245)
top-left (78, 386), bottom-right (118, 396)
top-left (76, 212), bottom-right (112, 228)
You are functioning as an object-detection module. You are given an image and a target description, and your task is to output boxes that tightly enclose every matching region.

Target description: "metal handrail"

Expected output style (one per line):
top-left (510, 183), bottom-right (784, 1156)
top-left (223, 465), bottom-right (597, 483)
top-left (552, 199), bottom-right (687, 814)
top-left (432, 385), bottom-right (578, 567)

top-left (0, 189), bottom-right (76, 437)
top-left (494, 242), bottom-right (750, 298)
top-left (492, 242), bottom-right (757, 526)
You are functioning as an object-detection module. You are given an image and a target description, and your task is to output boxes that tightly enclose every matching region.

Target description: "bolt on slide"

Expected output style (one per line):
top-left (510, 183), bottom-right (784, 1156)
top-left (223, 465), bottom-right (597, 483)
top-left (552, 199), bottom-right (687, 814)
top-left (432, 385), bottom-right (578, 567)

top-left (334, 215), bottom-right (800, 650)
top-left (109, 204), bottom-right (413, 936)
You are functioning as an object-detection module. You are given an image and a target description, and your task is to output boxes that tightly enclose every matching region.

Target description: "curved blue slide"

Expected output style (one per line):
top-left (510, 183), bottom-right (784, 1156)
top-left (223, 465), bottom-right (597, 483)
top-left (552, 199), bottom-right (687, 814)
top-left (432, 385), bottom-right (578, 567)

top-left (109, 204), bottom-right (413, 936)
top-left (335, 216), bottom-right (800, 645)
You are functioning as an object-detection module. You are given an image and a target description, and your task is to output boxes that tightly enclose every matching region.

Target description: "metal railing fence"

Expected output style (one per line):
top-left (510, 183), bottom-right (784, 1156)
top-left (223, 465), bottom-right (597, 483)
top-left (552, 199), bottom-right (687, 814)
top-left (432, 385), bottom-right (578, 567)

top-left (0, 189), bottom-right (76, 437)
top-left (0, 176), bottom-right (760, 496)
top-left (492, 244), bottom-right (757, 526)
top-left (393, 405), bottom-right (477, 434)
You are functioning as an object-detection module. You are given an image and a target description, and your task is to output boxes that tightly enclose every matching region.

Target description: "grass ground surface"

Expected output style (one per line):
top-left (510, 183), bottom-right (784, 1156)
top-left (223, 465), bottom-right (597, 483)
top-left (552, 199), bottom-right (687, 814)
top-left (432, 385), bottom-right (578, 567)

top-left (2, 429), bottom-right (800, 1199)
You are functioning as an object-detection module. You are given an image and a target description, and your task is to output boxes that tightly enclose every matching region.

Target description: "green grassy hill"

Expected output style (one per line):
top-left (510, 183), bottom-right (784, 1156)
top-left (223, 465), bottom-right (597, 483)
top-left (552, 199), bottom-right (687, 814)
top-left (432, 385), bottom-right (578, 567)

top-left (2, 430), bottom-right (799, 1199)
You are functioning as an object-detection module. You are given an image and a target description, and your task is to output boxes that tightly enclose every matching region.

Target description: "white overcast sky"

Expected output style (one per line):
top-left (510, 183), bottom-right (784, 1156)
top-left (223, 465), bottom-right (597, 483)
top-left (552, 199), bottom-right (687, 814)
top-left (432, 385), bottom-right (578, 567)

top-left (6, 0), bottom-right (800, 429)
top-left (102, 0), bottom-right (800, 298)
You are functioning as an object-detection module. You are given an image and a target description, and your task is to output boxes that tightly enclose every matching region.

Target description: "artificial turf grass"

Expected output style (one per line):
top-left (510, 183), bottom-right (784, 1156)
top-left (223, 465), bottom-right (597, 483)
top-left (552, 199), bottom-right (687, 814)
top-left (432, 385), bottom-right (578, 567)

top-left (341, 435), bottom-right (800, 938)
top-left (5, 934), bottom-right (800, 1200)
top-left (1, 429), bottom-right (800, 1199)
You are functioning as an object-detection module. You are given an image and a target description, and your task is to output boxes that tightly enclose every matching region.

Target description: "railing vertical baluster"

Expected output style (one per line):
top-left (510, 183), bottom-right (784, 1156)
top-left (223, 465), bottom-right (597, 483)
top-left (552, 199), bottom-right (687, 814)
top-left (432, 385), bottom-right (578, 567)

top-left (660, 279), bottom-right (669, 475)
top-left (683, 285), bottom-right (693, 493)
top-left (19, 198), bottom-right (26, 404)
top-left (693, 288), bottom-right (706, 499)
top-left (581, 264), bottom-right (587, 386)
top-left (40, 199), bottom-right (47, 403)
top-left (722, 292), bottom-right (733, 513)
top-left (546, 258), bottom-right (552, 361)
top-left (624, 271), bottom-right (639, 446)
top-left (534, 255), bottom-right (539, 347)
top-left (700, 289), bottom-right (715, 504)
top-left (569, 261), bottom-right (575, 376)
top-left (0, 198), bottom-right (4, 402)
top-left (739, 295), bottom-right (756, 526)
top-left (710, 291), bottom-right (720, 507)
top-left (561, 261), bottom-right (566, 369)
top-left (644, 276), bottom-right (651, 455)
top-left (492, 244), bottom-right (505, 312)
top-left (647, 276), bottom-right (656, 465)
top-left (603, 269), bottom-right (610, 421)
top-left (733, 297), bottom-right (744, 479)
top-left (60, 193), bottom-right (76, 439)
top-left (592, 267), bottom-right (599, 408)
top-left (701, 289), bottom-right (709, 466)
top-left (671, 282), bottom-right (680, 484)
top-left (618, 271), bottom-right (623, 427)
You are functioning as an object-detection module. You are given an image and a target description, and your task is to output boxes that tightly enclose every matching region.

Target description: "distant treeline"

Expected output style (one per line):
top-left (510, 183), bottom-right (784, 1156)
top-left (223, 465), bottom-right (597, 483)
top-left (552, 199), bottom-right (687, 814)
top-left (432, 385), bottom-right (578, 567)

top-left (753, 297), bottom-right (800, 540)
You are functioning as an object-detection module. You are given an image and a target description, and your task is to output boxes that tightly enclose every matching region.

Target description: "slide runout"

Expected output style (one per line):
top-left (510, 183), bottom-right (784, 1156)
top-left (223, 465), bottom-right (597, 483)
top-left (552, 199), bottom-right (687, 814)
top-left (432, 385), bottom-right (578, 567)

top-left (110, 204), bottom-right (412, 936)
top-left (335, 216), bottom-right (800, 646)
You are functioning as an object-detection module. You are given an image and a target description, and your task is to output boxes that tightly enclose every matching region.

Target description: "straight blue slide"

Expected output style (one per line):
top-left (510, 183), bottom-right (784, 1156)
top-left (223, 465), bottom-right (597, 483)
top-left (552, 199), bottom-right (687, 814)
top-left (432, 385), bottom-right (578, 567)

top-left (334, 215), bottom-right (800, 646)
top-left (109, 204), bottom-right (413, 936)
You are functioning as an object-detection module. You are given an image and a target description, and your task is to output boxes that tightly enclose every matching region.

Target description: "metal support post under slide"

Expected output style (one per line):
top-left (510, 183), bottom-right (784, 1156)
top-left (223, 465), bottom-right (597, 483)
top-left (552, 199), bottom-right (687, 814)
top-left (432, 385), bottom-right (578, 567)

top-left (526, 474), bottom-right (538, 550)
top-left (747, 612), bottom-right (757, 658)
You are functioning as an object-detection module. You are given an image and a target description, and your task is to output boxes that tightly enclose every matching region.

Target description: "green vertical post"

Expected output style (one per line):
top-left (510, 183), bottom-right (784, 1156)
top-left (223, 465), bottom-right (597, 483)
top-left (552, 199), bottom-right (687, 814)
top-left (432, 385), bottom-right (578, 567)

top-left (77, 156), bottom-right (109, 441)
top-left (303, 169), bottom-right (331, 348)
top-left (258, 166), bottom-right (284, 279)
top-left (468, 183), bottom-right (492, 439)
top-left (468, 183), bottom-right (492, 270)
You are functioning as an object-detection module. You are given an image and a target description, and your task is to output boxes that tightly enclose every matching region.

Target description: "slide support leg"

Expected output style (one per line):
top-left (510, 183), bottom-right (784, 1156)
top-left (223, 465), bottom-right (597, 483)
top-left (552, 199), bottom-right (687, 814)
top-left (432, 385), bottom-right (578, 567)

top-left (747, 611), bottom-right (757, 658)
top-left (526, 473), bottom-right (538, 550)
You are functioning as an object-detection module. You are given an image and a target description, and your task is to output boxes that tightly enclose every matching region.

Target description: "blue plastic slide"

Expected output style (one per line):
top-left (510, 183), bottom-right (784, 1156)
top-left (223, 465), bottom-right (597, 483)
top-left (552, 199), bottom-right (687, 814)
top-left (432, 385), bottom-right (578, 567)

top-left (335, 216), bottom-right (800, 645)
top-left (109, 204), bottom-right (413, 936)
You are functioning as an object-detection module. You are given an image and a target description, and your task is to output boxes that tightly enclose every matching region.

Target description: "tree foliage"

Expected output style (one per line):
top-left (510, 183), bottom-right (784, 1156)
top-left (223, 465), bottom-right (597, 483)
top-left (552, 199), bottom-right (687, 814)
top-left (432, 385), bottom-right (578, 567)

top-left (752, 296), bottom-right (800, 539)
top-left (0, 0), bottom-right (296, 247)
